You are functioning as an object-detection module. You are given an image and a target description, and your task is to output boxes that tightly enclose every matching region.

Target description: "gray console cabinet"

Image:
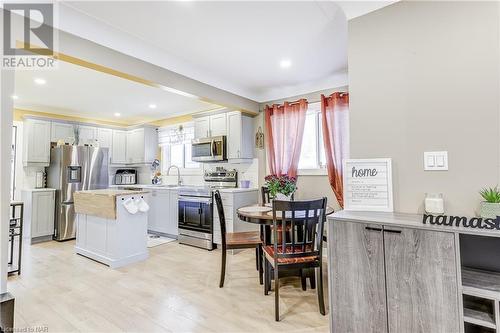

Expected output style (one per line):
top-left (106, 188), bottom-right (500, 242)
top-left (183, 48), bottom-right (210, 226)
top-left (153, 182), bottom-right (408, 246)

top-left (331, 221), bottom-right (460, 333)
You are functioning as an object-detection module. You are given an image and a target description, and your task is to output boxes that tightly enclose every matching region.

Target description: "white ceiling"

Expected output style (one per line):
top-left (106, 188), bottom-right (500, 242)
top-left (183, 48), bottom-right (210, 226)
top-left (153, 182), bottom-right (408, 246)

top-left (60, 1), bottom-right (353, 102)
top-left (14, 61), bottom-right (222, 124)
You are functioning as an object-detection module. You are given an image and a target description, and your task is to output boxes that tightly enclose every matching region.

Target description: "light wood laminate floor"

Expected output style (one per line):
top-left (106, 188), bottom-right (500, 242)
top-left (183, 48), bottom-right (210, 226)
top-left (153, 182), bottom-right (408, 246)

top-left (8, 240), bottom-right (329, 332)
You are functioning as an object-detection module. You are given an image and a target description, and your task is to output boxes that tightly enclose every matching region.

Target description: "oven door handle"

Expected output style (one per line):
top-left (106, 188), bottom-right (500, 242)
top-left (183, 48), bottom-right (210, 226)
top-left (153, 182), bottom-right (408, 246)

top-left (178, 196), bottom-right (212, 204)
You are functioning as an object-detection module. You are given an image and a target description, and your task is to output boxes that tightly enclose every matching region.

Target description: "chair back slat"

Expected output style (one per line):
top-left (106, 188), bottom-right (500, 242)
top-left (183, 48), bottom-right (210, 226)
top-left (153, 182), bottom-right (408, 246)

top-left (214, 190), bottom-right (226, 251)
top-left (271, 198), bottom-right (327, 261)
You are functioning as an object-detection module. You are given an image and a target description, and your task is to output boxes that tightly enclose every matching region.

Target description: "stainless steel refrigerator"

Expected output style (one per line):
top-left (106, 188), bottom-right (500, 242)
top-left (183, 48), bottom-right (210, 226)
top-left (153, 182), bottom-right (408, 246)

top-left (47, 145), bottom-right (109, 241)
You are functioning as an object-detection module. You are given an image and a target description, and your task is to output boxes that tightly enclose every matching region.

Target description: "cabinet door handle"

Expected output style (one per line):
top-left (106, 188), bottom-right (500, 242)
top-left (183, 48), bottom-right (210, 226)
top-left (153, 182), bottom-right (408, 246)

top-left (384, 228), bottom-right (402, 234)
top-left (365, 226), bottom-right (382, 232)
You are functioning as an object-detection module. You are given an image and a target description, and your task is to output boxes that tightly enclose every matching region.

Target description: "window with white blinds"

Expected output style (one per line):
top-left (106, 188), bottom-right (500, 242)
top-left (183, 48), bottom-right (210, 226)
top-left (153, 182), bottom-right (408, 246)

top-left (158, 123), bottom-right (201, 175)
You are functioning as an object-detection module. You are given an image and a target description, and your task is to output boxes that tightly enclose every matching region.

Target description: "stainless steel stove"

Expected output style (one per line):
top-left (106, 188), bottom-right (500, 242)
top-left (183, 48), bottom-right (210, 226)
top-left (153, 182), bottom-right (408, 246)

top-left (177, 169), bottom-right (237, 250)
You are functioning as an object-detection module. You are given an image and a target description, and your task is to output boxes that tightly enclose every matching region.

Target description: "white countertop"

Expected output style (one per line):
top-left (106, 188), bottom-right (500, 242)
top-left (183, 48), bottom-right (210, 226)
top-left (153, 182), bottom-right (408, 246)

top-left (329, 210), bottom-right (500, 238)
top-left (217, 187), bottom-right (259, 193)
top-left (109, 184), bottom-right (258, 193)
top-left (23, 188), bottom-right (56, 192)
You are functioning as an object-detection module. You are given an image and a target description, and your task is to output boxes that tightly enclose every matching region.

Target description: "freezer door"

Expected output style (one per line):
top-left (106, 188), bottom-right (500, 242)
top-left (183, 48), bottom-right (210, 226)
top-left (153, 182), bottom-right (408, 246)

top-left (59, 146), bottom-right (88, 203)
top-left (87, 147), bottom-right (109, 190)
top-left (54, 202), bottom-right (76, 241)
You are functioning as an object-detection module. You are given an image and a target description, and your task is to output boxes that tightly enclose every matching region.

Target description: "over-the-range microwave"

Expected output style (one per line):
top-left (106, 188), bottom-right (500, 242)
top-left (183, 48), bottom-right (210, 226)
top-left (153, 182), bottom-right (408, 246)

top-left (191, 136), bottom-right (227, 162)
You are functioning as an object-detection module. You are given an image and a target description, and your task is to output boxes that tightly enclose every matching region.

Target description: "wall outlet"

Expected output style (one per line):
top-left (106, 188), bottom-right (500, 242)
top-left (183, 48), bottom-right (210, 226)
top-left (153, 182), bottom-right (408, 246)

top-left (424, 151), bottom-right (448, 171)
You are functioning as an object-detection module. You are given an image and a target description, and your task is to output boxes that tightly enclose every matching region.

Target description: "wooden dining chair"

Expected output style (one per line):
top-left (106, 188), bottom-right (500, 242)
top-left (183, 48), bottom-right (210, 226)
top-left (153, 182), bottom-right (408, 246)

top-left (215, 190), bottom-right (263, 288)
top-left (263, 198), bottom-right (327, 321)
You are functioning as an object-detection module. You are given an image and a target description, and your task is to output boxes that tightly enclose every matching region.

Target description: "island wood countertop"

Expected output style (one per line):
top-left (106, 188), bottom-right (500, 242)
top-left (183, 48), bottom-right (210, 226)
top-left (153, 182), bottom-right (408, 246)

top-left (74, 189), bottom-right (149, 219)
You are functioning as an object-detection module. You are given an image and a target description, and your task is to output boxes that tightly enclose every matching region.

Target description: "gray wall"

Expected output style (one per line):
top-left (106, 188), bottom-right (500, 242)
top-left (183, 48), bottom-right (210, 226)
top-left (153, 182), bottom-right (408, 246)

top-left (348, 1), bottom-right (500, 216)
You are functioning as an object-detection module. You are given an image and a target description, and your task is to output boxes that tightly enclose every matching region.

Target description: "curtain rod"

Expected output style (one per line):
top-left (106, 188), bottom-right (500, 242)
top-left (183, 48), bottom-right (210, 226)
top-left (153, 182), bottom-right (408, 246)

top-left (266, 91), bottom-right (348, 107)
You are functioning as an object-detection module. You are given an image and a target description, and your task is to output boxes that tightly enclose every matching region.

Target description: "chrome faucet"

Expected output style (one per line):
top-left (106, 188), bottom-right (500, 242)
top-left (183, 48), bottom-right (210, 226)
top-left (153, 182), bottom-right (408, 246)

top-left (167, 165), bottom-right (182, 186)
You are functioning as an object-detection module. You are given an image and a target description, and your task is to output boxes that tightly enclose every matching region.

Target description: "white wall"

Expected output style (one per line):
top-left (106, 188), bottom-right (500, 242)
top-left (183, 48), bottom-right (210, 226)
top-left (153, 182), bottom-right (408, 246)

top-left (1, 70), bottom-right (15, 294)
top-left (348, 1), bottom-right (500, 216)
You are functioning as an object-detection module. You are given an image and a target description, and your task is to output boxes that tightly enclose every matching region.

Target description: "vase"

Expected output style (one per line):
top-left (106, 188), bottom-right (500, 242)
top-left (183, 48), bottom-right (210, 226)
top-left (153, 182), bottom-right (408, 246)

top-left (479, 202), bottom-right (500, 219)
top-left (275, 193), bottom-right (292, 201)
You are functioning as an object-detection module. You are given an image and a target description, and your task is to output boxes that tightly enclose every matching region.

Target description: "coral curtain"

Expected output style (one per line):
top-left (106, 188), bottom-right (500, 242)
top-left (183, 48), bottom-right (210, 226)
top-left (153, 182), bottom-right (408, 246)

top-left (321, 92), bottom-right (349, 207)
top-left (265, 99), bottom-right (308, 178)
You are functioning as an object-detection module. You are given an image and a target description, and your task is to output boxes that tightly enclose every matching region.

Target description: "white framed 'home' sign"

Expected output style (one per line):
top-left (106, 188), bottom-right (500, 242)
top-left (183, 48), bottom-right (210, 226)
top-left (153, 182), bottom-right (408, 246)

top-left (343, 158), bottom-right (394, 212)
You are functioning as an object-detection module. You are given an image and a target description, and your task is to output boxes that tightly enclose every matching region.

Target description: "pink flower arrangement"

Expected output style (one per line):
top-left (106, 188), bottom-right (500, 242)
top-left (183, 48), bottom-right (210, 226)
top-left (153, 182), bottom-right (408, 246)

top-left (264, 174), bottom-right (297, 198)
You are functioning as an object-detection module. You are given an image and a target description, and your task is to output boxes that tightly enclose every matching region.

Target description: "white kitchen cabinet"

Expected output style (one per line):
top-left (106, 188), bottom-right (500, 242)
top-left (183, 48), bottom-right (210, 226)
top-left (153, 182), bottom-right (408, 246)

top-left (194, 116), bottom-right (210, 139)
top-left (227, 111), bottom-right (254, 162)
top-left (148, 188), bottom-right (178, 238)
top-left (168, 190), bottom-right (179, 236)
top-left (97, 128), bottom-right (112, 148)
top-left (78, 125), bottom-right (97, 145)
top-left (126, 127), bottom-right (158, 164)
top-left (50, 122), bottom-right (74, 143)
top-left (148, 189), bottom-right (170, 234)
top-left (23, 119), bottom-right (51, 166)
top-left (126, 129), bottom-right (143, 163)
top-left (194, 113), bottom-right (227, 139)
top-left (111, 130), bottom-right (127, 164)
top-left (209, 113), bottom-right (227, 136)
top-left (213, 189), bottom-right (258, 245)
top-left (22, 189), bottom-right (55, 243)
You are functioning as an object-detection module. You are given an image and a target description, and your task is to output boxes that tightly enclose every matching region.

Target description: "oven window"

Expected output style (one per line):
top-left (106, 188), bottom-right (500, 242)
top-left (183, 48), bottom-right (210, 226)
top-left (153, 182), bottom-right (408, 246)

top-left (179, 200), bottom-right (213, 233)
top-left (192, 143), bottom-right (212, 157)
top-left (181, 201), bottom-right (201, 226)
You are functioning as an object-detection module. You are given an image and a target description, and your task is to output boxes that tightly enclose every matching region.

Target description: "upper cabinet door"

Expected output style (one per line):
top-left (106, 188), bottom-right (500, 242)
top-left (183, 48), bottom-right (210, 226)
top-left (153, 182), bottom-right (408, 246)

top-left (111, 130), bottom-right (127, 164)
top-left (384, 228), bottom-right (460, 333)
top-left (209, 113), bottom-right (227, 137)
top-left (78, 125), bottom-right (97, 145)
top-left (331, 221), bottom-right (388, 333)
top-left (96, 128), bottom-right (112, 148)
top-left (194, 117), bottom-right (210, 139)
top-left (125, 128), bottom-right (146, 163)
top-left (227, 111), bottom-right (253, 161)
top-left (227, 111), bottom-right (242, 159)
top-left (50, 122), bottom-right (74, 143)
top-left (23, 119), bottom-right (51, 165)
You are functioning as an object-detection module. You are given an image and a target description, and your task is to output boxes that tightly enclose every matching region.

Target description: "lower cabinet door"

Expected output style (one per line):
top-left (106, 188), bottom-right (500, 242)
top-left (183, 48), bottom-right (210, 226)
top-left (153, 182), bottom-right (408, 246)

top-left (32, 191), bottom-right (55, 238)
top-left (167, 191), bottom-right (178, 236)
top-left (148, 190), bottom-right (169, 233)
top-left (331, 221), bottom-right (388, 333)
top-left (384, 227), bottom-right (460, 333)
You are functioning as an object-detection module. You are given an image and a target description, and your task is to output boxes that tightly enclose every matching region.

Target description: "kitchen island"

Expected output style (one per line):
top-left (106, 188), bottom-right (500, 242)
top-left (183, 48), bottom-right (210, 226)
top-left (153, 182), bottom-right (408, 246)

top-left (74, 189), bottom-right (150, 268)
top-left (328, 210), bottom-right (500, 333)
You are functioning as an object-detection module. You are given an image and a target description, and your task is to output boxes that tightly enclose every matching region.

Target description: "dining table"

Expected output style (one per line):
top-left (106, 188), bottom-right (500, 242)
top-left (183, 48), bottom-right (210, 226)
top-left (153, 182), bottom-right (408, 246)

top-left (236, 204), bottom-right (335, 245)
top-left (237, 203), bottom-right (334, 286)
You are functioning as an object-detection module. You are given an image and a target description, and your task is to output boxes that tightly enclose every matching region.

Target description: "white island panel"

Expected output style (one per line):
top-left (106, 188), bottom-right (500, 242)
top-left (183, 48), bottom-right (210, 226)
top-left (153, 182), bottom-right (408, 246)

top-left (75, 192), bottom-right (149, 268)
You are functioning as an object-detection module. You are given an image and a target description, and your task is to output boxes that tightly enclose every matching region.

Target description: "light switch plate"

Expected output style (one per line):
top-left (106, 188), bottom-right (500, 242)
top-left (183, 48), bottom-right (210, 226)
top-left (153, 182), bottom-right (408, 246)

top-left (424, 151), bottom-right (448, 171)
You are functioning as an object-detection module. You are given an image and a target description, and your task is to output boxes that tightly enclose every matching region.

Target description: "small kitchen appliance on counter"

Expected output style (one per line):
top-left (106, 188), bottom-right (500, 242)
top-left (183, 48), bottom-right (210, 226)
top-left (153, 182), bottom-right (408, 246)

top-left (177, 168), bottom-right (238, 250)
top-left (114, 169), bottom-right (137, 185)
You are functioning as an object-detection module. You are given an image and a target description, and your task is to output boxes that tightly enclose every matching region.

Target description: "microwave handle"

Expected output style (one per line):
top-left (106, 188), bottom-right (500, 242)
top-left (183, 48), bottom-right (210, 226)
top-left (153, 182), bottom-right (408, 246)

top-left (211, 139), bottom-right (215, 157)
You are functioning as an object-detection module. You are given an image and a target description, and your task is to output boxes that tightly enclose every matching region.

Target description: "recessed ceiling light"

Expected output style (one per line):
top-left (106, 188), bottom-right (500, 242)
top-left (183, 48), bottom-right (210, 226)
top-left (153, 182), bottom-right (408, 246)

top-left (114, 112), bottom-right (121, 117)
top-left (34, 78), bottom-right (46, 85)
top-left (11, 95), bottom-right (18, 100)
top-left (149, 104), bottom-right (157, 109)
top-left (279, 59), bottom-right (292, 69)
